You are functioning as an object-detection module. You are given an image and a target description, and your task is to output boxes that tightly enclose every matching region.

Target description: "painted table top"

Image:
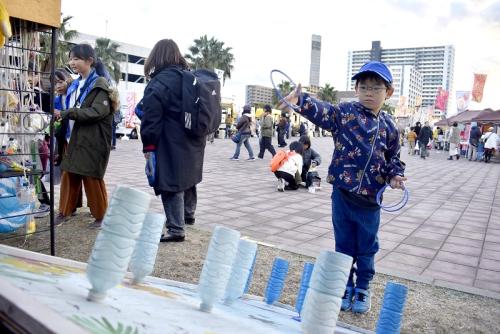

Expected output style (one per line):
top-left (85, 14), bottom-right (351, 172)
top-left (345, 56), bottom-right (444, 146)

top-left (0, 245), bottom-right (369, 334)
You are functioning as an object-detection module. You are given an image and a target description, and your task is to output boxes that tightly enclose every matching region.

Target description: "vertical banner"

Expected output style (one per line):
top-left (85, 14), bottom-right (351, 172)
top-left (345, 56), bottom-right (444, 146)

top-left (472, 73), bottom-right (487, 102)
top-left (434, 87), bottom-right (449, 111)
top-left (456, 91), bottom-right (470, 113)
top-left (125, 91), bottom-right (137, 128)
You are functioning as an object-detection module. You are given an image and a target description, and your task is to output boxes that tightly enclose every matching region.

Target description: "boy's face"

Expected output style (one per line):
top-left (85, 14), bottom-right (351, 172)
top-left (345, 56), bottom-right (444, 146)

top-left (355, 78), bottom-right (394, 113)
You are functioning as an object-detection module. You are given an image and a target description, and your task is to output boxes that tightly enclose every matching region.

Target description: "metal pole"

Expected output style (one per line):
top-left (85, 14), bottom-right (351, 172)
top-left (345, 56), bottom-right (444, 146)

top-left (49, 27), bottom-right (57, 256)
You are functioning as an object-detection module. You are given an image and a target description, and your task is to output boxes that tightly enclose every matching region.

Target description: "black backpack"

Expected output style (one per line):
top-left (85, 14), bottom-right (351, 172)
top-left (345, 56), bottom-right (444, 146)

top-left (177, 69), bottom-right (222, 137)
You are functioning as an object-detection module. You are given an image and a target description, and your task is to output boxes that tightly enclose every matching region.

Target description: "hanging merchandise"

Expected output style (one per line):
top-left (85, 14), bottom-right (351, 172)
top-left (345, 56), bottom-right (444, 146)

top-left (0, 12), bottom-right (57, 254)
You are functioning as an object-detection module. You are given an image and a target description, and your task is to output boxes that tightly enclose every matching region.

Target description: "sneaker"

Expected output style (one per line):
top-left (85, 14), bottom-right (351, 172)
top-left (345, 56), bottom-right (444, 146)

top-left (34, 204), bottom-right (50, 218)
top-left (185, 218), bottom-right (195, 225)
top-left (352, 288), bottom-right (371, 313)
top-left (230, 157), bottom-right (239, 161)
top-left (88, 219), bottom-right (103, 229)
top-left (277, 178), bottom-right (285, 192)
top-left (54, 213), bottom-right (68, 226)
top-left (247, 157), bottom-right (256, 161)
top-left (341, 286), bottom-right (355, 311)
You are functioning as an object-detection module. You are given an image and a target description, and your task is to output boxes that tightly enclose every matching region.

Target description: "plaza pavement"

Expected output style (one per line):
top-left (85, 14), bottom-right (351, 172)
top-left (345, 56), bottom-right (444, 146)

top-left (98, 136), bottom-right (500, 298)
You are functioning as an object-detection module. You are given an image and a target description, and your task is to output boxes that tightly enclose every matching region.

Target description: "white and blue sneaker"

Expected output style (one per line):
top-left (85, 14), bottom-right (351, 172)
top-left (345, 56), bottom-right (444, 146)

top-left (341, 286), bottom-right (354, 311)
top-left (352, 288), bottom-right (371, 313)
top-left (277, 178), bottom-right (285, 192)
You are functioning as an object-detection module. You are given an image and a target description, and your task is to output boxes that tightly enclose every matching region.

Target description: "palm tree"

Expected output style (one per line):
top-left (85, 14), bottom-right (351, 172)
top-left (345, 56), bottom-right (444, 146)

top-left (272, 80), bottom-right (293, 106)
top-left (94, 38), bottom-right (124, 83)
top-left (317, 83), bottom-right (337, 104)
top-left (381, 102), bottom-right (395, 115)
top-left (184, 35), bottom-right (234, 84)
top-left (40, 15), bottom-right (79, 68)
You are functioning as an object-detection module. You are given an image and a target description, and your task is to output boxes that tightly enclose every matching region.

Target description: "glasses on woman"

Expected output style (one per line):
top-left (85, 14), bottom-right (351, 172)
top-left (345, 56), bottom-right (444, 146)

top-left (358, 85), bottom-right (386, 93)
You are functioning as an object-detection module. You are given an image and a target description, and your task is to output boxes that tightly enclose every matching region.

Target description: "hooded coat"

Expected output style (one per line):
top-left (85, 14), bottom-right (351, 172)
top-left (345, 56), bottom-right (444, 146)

top-left (60, 76), bottom-right (115, 179)
top-left (141, 66), bottom-right (206, 194)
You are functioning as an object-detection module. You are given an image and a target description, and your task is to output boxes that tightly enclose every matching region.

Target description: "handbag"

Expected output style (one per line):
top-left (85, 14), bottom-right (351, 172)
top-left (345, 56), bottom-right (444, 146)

top-left (231, 132), bottom-right (241, 143)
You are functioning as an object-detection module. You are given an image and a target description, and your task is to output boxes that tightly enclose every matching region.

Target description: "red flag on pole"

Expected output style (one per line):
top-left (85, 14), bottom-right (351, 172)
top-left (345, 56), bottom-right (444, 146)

top-left (434, 87), bottom-right (449, 111)
top-left (472, 73), bottom-right (487, 102)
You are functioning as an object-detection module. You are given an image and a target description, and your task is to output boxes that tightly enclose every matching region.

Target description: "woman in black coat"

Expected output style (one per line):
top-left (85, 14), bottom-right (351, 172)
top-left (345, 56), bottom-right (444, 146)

top-left (141, 39), bottom-right (206, 242)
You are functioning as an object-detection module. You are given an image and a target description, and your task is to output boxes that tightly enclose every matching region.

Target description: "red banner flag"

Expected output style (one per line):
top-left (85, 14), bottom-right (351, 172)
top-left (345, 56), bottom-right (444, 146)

top-left (472, 73), bottom-right (487, 102)
top-left (434, 87), bottom-right (449, 111)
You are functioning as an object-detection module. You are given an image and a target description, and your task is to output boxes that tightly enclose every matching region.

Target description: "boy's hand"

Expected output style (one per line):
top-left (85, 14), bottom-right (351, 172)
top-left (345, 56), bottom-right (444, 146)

top-left (278, 84), bottom-right (302, 112)
top-left (390, 175), bottom-right (407, 190)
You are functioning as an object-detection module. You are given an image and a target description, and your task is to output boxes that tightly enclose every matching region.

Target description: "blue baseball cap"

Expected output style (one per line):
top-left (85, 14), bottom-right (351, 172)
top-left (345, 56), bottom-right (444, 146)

top-left (351, 61), bottom-right (393, 83)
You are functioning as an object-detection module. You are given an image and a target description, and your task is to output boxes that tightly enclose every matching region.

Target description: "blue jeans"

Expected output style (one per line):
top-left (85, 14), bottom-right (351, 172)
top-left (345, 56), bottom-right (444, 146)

top-left (160, 185), bottom-right (197, 237)
top-left (332, 188), bottom-right (380, 290)
top-left (232, 134), bottom-right (254, 158)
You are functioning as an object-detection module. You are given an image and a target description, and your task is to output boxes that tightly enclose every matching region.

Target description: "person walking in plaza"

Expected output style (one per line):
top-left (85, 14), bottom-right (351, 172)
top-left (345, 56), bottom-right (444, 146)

top-left (447, 122), bottom-right (461, 160)
top-left (468, 123), bottom-right (482, 161)
top-left (258, 105), bottom-right (276, 159)
top-left (417, 121), bottom-right (433, 159)
top-left (274, 141), bottom-right (304, 191)
top-left (53, 44), bottom-right (118, 228)
top-left (140, 39), bottom-right (207, 242)
top-left (225, 113), bottom-right (233, 138)
top-left (407, 127), bottom-right (417, 155)
top-left (230, 105), bottom-right (256, 161)
top-left (298, 135), bottom-right (322, 186)
top-left (414, 121), bottom-right (422, 137)
top-left (277, 114), bottom-right (288, 147)
top-left (481, 127), bottom-right (499, 163)
top-left (278, 61), bottom-right (406, 314)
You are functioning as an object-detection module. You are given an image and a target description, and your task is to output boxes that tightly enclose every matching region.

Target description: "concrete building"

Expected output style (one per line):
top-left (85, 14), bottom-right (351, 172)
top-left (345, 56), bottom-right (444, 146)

top-left (309, 34), bottom-right (321, 87)
top-left (69, 33), bottom-right (150, 93)
top-left (388, 65), bottom-right (423, 109)
top-left (245, 85), bottom-right (274, 106)
top-left (346, 41), bottom-right (455, 110)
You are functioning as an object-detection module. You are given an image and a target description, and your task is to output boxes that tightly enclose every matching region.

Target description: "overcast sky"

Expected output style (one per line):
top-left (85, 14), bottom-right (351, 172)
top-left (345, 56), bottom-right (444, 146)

top-left (61, 0), bottom-right (500, 110)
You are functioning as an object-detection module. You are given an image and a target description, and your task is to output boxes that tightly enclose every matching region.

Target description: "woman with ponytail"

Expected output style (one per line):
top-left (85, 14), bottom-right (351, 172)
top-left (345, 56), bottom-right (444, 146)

top-left (53, 43), bottom-right (119, 228)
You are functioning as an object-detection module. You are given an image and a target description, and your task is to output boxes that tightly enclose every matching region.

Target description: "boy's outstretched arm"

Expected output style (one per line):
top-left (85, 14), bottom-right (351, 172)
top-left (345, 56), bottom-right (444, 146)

top-left (278, 84), bottom-right (339, 131)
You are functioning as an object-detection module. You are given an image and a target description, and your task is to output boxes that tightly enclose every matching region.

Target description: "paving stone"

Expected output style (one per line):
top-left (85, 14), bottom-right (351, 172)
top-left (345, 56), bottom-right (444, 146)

top-left (435, 251), bottom-right (479, 267)
top-left (446, 236), bottom-right (483, 248)
top-left (474, 279), bottom-right (500, 293)
top-left (421, 270), bottom-right (474, 286)
top-left (427, 260), bottom-right (476, 278)
top-left (411, 231), bottom-right (448, 241)
top-left (479, 258), bottom-right (500, 272)
top-left (395, 244), bottom-right (437, 259)
top-left (403, 237), bottom-right (443, 250)
top-left (292, 224), bottom-right (331, 236)
top-left (476, 269), bottom-right (500, 282)
top-left (380, 224), bottom-right (415, 236)
top-left (382, 252), bottom-right (431, 268)
top-left (379, 231), bottom-right (408, 242)
top-left (441, 242), bottom-right (482, 256)
top-left (450, 229), bottom-right (485, 241)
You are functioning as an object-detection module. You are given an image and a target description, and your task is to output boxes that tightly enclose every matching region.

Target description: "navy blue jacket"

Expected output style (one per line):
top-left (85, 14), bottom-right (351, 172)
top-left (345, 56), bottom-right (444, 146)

top-left (298, 95), bottom-right (405, 198)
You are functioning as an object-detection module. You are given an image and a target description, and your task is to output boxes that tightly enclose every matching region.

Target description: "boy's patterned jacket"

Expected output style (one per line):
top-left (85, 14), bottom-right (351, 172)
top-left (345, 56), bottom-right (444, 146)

top-left (298, 94), bottom-right (405, 198)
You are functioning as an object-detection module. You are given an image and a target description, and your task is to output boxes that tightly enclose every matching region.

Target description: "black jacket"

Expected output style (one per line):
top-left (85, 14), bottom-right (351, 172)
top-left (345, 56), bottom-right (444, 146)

top-left (469, 126), bottom-right (482, 146)
top-left (141, 66), bottom-right (206, 193)
top-left (418, 126), bottom-right (433, 145)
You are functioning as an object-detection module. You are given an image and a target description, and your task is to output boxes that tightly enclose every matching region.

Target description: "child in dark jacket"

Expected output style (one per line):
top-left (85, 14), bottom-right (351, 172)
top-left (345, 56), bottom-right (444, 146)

top-left (279, 61), bottom-right (406, 313)
top-left (298, 135), bottom-right (322, 186)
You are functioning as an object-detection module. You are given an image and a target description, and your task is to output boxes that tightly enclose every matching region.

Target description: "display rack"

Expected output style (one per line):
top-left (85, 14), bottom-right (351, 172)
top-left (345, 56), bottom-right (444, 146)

top-left (0, 15), bottom-right (57, 255)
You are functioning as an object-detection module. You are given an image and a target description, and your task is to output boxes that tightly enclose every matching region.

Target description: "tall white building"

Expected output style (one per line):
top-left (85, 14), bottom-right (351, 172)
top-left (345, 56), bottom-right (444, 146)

top-left (346, 41), bottom-right (454, 110)
top-left (245, 85), bottom-right (274, 105)
top-left (309, 34), bottom-right (321, 87)
top-left (388, 65), bottom-right (423, 108)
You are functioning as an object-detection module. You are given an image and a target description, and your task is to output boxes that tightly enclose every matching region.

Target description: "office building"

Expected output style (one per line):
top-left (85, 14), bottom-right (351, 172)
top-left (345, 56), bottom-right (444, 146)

top-left (346, 41), bottom-right (454, 110)
top-left (388, 65), bottom-right (423, 108)
top-left (245, 85), bottom-right (274, 105)
top-left (309, 35), bottom-right (321, 87)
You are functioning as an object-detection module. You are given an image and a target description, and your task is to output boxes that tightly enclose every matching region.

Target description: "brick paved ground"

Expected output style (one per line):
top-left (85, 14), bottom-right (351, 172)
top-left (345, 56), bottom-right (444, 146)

top-left (76, 135), bottom-right (500, 298)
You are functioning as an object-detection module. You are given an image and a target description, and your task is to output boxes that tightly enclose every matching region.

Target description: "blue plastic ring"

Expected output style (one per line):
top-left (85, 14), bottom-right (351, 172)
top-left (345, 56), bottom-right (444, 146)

top-left (270, 69), bottom-right (302, 112)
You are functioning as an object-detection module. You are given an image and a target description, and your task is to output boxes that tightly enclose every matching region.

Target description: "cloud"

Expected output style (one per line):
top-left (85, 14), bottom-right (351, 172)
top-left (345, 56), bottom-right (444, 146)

top-left (481, 1), bottom-right (500, 25)
top-left (386, 0), bottom-right (430, 15)
top-left (450, 1), bottom-right (471, 19)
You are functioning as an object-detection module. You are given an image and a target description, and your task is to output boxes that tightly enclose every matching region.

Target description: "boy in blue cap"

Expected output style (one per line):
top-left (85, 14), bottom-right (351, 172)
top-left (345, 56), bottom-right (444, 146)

top-left (279, 61), bottom-right (407, 313)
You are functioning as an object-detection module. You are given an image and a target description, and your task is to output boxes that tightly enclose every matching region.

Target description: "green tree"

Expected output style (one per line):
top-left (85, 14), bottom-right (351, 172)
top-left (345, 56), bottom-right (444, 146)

top-left (272, 81), bottom-right (293, 106)
top-left (185, 35), bottom-right (234, 84)
top-left (40, 15), bottom-right (79, 68)
top-left (381, 102), bottom-right (395, 115)
top-left (317, 83), bottom-right (337, 104)
top-left (94, 38), bottom-right (124, 83)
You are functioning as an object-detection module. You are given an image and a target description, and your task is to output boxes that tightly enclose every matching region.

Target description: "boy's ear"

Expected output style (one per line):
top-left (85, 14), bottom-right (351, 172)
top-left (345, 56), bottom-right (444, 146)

top-left (385, 87), bottom-right (395, 99)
